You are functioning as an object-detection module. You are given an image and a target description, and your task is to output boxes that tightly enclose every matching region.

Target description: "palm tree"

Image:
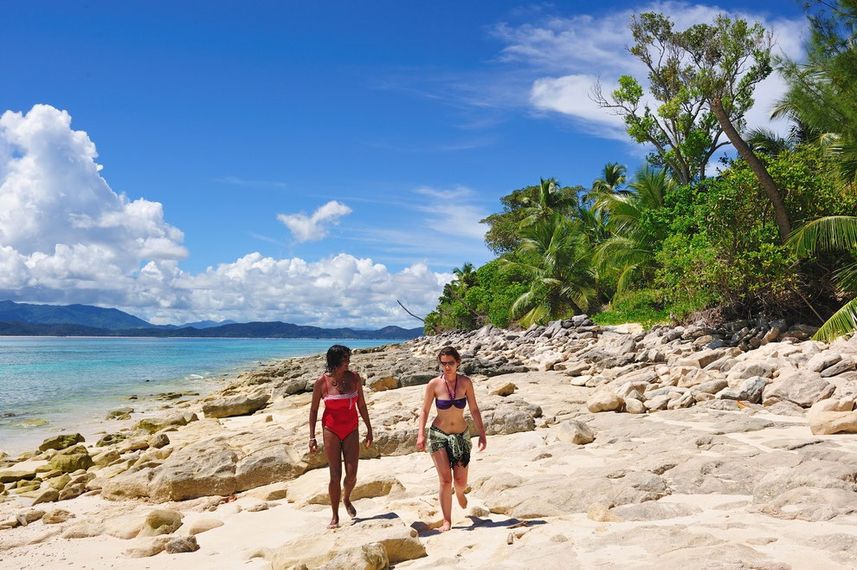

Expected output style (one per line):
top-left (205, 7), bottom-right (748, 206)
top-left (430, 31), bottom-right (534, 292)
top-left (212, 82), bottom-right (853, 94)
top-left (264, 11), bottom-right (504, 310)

top-left (502, 214), bottom-right (596, 327)
top-left (594, 167), bottom-right (675, 294)
top-left (788, 215), bottom-right (857, 341)
top-left (584, 162), bottom-right (628, 210)
top-left (518, 178), bottom-right (578, 228)
top-left (775, 1), bottom-right (857, 182)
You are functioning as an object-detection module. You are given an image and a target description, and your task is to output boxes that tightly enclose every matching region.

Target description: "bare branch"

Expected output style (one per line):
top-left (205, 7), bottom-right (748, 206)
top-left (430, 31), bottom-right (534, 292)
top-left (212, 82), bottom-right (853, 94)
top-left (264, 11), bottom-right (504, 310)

top-left (396, 299), bottom-right (425, 322)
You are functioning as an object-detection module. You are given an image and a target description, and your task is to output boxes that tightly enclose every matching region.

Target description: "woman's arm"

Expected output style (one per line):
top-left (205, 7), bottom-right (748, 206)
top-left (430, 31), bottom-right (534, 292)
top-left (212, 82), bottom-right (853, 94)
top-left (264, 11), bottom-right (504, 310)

top-left (308, 377), bottom-right (323, 453)
top-left (355, 373), bottom-right (373, 448)
top-left (416, 379), bottom-right (436, 451)
top-left (464, 376), bottom-right (487, 451)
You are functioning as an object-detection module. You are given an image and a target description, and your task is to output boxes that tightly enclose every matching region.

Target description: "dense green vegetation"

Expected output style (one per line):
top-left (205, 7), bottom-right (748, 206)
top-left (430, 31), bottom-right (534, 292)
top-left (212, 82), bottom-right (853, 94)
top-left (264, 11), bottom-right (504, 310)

top-left (425, 2), bottom-right (857, 341)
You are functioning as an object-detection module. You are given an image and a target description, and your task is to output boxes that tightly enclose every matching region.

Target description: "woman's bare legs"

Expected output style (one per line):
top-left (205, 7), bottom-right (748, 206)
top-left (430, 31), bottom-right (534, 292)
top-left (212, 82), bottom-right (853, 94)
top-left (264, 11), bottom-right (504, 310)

top-left (322, 428), bottom-right (343, 528)
top-left (430, 449), bottom-right (454, 531)
top-left (341, 429), bottom-right (359, 518)
top-left (452, 464), bottom-right (469, 509)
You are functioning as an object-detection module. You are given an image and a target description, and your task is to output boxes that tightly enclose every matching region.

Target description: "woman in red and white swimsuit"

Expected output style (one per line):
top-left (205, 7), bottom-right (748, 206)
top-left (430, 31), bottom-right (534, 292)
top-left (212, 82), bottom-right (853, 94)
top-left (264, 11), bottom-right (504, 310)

top-left (308, 345), bottom-right (373, 528)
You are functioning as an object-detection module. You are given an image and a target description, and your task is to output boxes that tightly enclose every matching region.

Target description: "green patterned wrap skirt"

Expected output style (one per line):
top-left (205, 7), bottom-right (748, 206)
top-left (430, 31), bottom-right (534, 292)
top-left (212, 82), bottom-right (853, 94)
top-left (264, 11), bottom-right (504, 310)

top-left (428, 425), bottom-right (472, 468)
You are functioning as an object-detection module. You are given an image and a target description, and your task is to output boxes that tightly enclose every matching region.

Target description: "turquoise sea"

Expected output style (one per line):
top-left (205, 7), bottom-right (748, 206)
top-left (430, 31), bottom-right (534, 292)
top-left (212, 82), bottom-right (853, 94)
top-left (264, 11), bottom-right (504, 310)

top-left (0, 337), bottom-right (395, 455)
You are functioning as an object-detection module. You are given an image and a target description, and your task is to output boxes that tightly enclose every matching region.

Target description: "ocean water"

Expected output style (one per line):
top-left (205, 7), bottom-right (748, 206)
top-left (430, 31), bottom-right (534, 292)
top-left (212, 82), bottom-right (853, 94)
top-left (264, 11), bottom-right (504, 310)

top-left (0, 336), bottom-right (395, 454)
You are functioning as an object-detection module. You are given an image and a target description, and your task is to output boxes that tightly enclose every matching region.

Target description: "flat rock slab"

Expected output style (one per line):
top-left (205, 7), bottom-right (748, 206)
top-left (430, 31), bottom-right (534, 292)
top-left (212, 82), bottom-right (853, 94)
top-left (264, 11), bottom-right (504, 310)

top-left (269, 516), bottom-right (426, 569)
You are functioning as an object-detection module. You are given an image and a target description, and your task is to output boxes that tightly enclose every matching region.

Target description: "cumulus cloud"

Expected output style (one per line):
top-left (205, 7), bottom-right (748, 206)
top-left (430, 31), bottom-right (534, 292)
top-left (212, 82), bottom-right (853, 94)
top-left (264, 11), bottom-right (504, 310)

top-left (0, 105), bottom-right (448, 327)
top-left (0, 105), bottom-right (188, 306)
top-left (492, 1), bottom-right (807, 139)
top-left (136, 253), bottom-right (448, 328)
top-left (277, 200), bottom-right (352, 242)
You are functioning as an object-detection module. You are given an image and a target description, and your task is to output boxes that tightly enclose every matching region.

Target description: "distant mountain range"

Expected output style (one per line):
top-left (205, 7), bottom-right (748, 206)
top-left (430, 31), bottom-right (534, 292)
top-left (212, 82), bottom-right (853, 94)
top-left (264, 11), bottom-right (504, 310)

top-left (0, 301), bottom-right (424, 339)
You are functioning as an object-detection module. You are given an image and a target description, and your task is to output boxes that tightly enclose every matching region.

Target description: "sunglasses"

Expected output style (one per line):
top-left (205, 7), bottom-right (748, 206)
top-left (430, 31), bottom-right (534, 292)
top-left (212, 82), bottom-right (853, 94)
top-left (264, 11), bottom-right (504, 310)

top-left (439, 360), bottom-right (457, 367)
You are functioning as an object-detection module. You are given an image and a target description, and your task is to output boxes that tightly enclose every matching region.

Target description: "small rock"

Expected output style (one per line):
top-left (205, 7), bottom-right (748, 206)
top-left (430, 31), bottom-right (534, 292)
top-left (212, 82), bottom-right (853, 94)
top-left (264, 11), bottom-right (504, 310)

top-left (166, 535), bottom-right (200, 553)
top-left (42, 509), bottom-right (74, 524)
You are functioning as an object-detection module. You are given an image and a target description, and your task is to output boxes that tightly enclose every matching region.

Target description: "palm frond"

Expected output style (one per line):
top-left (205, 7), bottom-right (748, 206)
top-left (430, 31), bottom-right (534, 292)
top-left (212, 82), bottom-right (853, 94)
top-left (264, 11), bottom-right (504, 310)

top-left (787, 216), bottom-right (857, 256)
top-left (813, 296), bottom-right (857, 342)
top-left (835, 260), bottom-right (857, 292)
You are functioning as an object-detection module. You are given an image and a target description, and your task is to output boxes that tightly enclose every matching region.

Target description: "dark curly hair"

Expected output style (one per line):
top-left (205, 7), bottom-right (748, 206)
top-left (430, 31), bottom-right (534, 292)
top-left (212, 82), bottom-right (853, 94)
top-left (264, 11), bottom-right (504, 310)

top-left (326, 344), bottom-right (352, 372)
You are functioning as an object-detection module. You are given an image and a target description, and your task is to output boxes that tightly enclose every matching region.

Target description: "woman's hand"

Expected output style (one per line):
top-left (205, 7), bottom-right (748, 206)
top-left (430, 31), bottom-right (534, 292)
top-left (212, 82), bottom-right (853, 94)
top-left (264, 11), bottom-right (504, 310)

top-left (416, 435), bottom-right (426, 452)
top-left (309, 437), bottom-right (319, 454)
top-left (477, 433), bottom-right (486, 452)
top-left (363, 428), bottom-right (374, 449)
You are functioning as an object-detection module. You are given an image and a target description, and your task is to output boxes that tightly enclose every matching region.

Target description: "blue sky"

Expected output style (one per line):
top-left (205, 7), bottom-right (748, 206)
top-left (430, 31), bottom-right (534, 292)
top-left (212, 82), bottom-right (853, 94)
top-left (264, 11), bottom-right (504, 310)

top-left (0, 1), bottom-right (808, 327)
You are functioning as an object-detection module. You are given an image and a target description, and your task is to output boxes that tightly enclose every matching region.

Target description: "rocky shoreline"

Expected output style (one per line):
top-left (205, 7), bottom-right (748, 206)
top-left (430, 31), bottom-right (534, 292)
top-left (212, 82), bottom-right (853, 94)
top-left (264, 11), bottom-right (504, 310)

top-left (1, 319), bottom-right (857, 568)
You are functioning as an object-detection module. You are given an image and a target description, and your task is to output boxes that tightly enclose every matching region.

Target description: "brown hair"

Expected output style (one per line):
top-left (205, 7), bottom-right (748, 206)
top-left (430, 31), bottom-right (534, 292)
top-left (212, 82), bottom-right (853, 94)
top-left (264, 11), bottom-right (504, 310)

top-left (437, 346), bottom-right (461, 363)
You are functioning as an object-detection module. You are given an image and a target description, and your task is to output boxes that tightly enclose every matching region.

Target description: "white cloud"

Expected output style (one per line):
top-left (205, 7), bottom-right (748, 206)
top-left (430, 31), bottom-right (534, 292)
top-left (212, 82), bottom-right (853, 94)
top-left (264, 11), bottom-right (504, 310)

top-left (0, 105), bottom-right (449, 327)
top-left (493, 2), bottom-right (808, 140)
top-left (0, 105), bottom-right (187, 264)
top-left (136, 253), bottom-right (447, 328)
top-left (413, 185), bottom-right (488, 241)
top-left (277, 200), bottom-right (352, 242)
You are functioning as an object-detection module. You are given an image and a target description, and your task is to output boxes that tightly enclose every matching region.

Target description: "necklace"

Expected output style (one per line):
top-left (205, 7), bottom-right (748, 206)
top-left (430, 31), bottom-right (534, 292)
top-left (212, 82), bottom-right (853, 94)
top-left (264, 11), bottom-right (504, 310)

top-left (330, 372), bottom-right (347, 393)
top-left (443, 373), bottom-right (458, 399)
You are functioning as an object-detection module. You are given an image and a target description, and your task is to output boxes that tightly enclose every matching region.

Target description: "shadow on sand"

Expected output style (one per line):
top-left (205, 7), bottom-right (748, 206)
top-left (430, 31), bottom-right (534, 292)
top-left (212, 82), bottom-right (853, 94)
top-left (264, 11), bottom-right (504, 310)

top-left (411, 515), bottom-right (547, 537)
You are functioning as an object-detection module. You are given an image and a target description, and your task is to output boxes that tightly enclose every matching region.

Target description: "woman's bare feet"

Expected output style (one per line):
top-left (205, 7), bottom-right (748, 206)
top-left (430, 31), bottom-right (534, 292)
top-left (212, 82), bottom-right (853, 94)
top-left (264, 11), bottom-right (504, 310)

top-left (439, 520), bottom-right (452, 532)
top-left (455, 489), bottom-right (468, 509)
top-left (344, 499), bottom-right (357, 518)
top-left (327, 517), bottom-right (339, 529)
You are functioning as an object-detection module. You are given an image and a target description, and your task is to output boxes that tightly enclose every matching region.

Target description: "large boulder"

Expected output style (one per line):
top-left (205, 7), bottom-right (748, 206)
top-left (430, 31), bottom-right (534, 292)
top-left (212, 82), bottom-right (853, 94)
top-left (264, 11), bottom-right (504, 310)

top-left (763, 370), bottom-right (835, 408)
top-left (235, 445), bottom-right (305, 491)
top-left (148, 439), bottom-right (238, 501)
top-left (48, 445), bottom-right (93, 473)
top-left (481, 399), bottom-right (541, 435)
top-left (202, 393), bottom-right (270, 419)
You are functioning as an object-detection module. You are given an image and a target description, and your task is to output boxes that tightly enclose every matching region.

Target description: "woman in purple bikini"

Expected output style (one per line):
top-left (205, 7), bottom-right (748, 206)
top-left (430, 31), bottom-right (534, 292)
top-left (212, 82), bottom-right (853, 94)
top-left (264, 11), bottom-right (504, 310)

top-left (416, 346), bottom-right (486, 531)
top-left (309, 345), bottom-right (373, 528)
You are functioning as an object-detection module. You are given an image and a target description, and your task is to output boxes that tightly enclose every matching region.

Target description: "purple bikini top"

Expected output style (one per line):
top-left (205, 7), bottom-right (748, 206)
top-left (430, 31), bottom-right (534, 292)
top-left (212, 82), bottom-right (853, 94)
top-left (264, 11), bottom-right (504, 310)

top-left (436, 374), bottom-right (467, 410)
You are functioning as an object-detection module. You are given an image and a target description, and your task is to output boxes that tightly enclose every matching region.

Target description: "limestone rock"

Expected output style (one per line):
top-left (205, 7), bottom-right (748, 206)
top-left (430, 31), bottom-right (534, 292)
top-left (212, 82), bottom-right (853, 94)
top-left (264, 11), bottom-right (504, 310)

top-left (149, 433), bottom-right (170, 449)
top-left (106, 407), bottom-right (134, 420)
top-left (368, 376), bottom-right (399, 391)
top-left (587, 390), bottom-right (624, 413)
top-left (0, 467), bottom-right (38, 484)
top-left (149, 442), bottom-right (238, 501)
top-left (491, 382), bottom-right (517, 397)
top-left (807, 351), bottom-right (842, 373)
top-left (716, 376), bottom-right (766, 403)
top-left (166, 535), bottom-right (200, 553)
top-left (270, 518), bottom-right (425, 569)
top-left (124, 536), bottom-right (171, 558)
top-left (763, 370), bottom-right (834, 407)
top-left (320, 543), bottom-right (388, 570)
top-left (135, 412), bottom-right (196, 434)
top-left (556, 420), bottom-right (595, 445)
top-left (808, 410), bottom-right (857, 435)
top-left (186, 518), bottom-right (224, 536)
top-left (42, 509), bottom-right (74, 524)
top-left (48, 445), bottom-right (93, 473)
top-left (31, 488), bottom-right (60, 505)
top-left (38, 433), bottom-right (84, 452)
top-left (138, 509), bottom-right (183, 537)
top-left (482, 400), bottom-right (541, 435)
top-left (202, 393), bottom-right (270, 418)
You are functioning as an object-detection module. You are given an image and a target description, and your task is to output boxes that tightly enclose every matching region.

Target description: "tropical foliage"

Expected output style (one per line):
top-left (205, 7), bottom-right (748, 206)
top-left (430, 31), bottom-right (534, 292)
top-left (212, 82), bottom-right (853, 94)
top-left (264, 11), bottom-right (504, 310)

top-left (424, 4), bottom-right (857, 341)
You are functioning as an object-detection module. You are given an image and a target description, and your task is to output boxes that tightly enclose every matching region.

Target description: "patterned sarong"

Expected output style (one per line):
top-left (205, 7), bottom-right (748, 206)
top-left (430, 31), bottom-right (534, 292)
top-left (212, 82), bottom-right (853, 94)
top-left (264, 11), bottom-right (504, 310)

top-left (428, 426), bottom-right (472, 468)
